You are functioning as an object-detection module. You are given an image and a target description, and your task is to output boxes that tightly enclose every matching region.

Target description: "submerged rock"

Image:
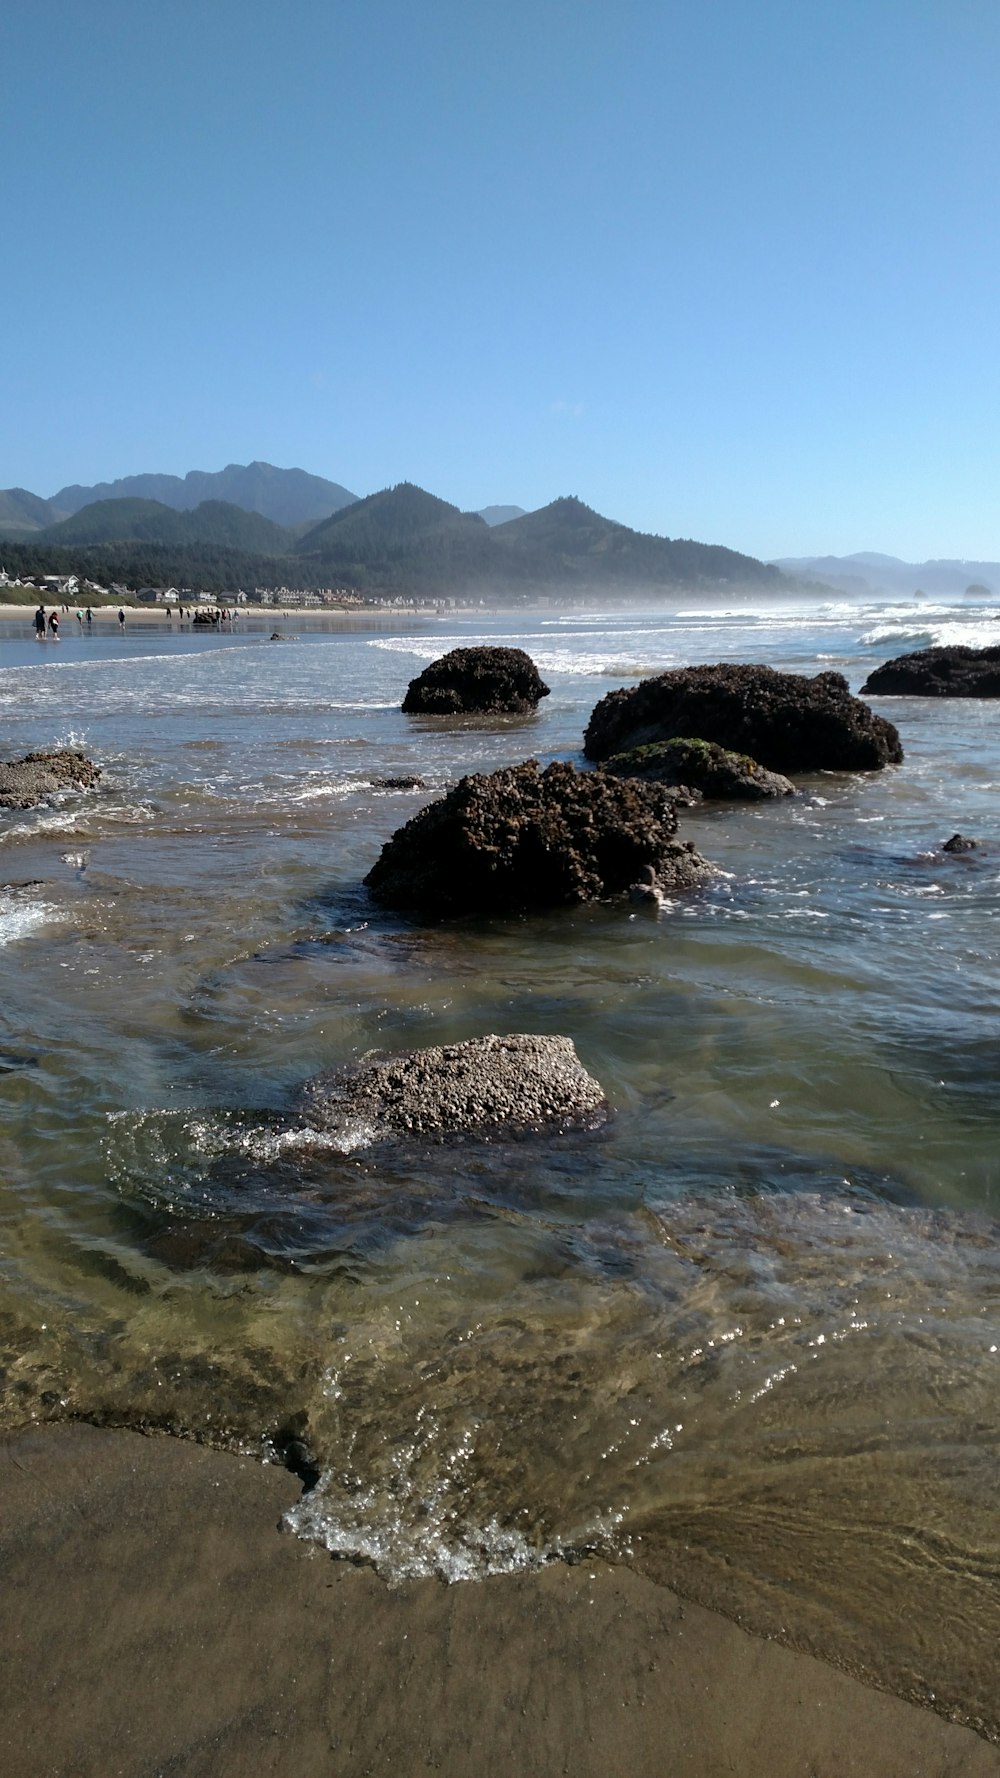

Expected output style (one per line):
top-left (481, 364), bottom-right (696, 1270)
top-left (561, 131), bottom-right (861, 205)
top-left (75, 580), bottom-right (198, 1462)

top-left (605, 737), bottom-right (795, 801)
top-left (363, 758), bottom-right (712, 918)
top-left (862, 645), bottom-right (1000, 698)
top-left (0, 750), bottom-right (102, 810)
top-left (942, 833), bottom-right (978, 853)
top-left (299, 1033), bottom-right (608, 1139)
top-left (584, 664), bottom-right (903, 773)
top-left (402, 646), bottom-right (550, 715)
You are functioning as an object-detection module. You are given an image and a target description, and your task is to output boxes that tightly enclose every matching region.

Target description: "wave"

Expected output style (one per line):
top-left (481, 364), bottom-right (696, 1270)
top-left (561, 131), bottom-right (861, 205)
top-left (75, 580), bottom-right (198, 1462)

top-left (0, 800), bottom-right (158, 845)
top-left (859, 617), bottom-right (1000, 650)
top-left (185, 1114), bottom-right (378, 1159)
top-left (284, 1468), bottom-right (552, 1583)
top-left (0, 892), bottom-right (59, 947)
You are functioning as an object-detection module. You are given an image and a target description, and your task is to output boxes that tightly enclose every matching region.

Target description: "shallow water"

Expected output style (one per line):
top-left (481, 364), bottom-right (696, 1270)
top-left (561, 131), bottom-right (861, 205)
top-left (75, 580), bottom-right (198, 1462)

top-left (2, 600), bottom-right (999, 1730)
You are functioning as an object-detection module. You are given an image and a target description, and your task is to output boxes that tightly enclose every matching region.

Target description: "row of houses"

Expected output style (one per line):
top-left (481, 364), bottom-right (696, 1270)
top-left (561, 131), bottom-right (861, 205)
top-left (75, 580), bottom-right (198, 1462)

top-left (0, 569), bottom-right (118, 599)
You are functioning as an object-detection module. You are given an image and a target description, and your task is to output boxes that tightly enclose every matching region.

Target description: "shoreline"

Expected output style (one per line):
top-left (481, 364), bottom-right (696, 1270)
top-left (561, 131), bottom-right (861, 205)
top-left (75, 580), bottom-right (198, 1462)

top-left (1, 1422), bottom-right (996, 1778)
top-left (0, 600), bottom-right (431, 625)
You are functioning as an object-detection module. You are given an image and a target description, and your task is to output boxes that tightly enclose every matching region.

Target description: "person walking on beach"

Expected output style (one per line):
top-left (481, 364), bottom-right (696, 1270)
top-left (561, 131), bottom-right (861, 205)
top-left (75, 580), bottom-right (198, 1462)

top-left (48, 610), bottom-right (60, 638)
top-left (76, 610), bottom-right (83, 626)
top-left (118, 608), bottom-right (126, 629)
top-left (34, 604), bottom-right (46, 638)
top-left (85, 607), bottom-right (93, 627)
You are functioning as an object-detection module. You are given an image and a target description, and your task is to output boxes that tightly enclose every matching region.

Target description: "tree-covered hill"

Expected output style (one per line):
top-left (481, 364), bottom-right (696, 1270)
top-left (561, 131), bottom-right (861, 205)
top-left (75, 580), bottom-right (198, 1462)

top-left (2, 479), bottom-right (801, 602)
top-left (0, 536), bottom-right (307, 596)
top-left (41, 498), bottom-right (293, 553)
top-left (492, 497), bottom-right (784, 591)
top-left (294, 483), bottom-right (516, 591)
top-left (295, 484), bottom-right (786, 597)
top-left (296, 483), bottom-right (486, 554)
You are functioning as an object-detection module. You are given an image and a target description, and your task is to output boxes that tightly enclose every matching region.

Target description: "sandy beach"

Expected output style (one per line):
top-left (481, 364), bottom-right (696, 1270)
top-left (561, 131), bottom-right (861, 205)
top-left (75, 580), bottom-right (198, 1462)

top-left (0, 601), bottom-right (371, 625)
top-left (0, 1423), bottom-right (995, 1778)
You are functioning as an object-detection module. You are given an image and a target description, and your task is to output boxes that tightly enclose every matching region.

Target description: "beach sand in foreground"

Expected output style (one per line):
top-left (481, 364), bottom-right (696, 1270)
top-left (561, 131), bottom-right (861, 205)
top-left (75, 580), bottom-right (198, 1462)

top-left (0, 1424), bottom-right (995, 1778)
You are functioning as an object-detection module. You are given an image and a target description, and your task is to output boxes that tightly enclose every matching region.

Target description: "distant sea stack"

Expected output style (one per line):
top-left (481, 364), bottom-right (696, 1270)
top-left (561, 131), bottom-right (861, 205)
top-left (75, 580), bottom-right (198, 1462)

top-left (401, 647), bottom-right (550, 715)
top-left (862, 646), bottom-right (1000, 698)
top-left (584, 664), bottom-right (903, 773)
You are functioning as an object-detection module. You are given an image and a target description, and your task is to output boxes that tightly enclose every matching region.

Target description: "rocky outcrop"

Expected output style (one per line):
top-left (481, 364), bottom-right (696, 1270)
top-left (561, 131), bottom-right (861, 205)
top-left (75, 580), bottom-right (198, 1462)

top-left (862, 646), bottom-right (1000, 698)
top-left (942, 833), bottom-right (978, 853)
top-left (299, 1033), bottom-right (608, 1139)
top-left (402, 646), bottom-right (550, 715)
top-left (604, 737), bottom-right (795, 801)
top-left (363, 759), bottom-right (711, 918)
top-left (0, 751), bottom-right (102, 810)
top-left (584, 664), bottom-right (903, 773)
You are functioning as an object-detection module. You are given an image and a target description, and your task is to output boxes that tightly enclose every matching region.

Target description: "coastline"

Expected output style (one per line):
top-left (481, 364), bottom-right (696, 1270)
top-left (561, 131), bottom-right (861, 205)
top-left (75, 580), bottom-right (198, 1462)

top-left (1, 1422), bottom-right (996, 1778)
top-left (0, 600), bottom-right (413, 625)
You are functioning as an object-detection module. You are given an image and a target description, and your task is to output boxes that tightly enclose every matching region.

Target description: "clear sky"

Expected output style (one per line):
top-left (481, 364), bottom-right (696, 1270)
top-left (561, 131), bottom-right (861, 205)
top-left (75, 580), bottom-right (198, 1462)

top-left (4, 0), bottom-right (999, 561)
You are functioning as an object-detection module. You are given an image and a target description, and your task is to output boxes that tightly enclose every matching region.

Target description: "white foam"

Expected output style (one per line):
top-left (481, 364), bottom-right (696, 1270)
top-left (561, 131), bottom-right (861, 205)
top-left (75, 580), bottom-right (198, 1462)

top-left (0, 895), bottom-right (58, 947)
top-left (284, 1468), bottom-right (550, 1583)
top-left (185, 1116), bottom-right (379, 1160)
top-left (859, 616), bottom-right (1000, 650)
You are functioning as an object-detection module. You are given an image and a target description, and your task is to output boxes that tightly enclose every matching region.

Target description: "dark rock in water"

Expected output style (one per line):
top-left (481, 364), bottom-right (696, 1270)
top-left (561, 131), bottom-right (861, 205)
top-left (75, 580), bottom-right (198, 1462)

top-left (363, 758), bottom-right (713, 918)
top-left (269, 631), bottom-right (287, 641)
top-left (584, 664), bottom-right (903, 773)
top-left (371, 775), bottom-right (426, 791)
top-left (862, 645), bottom-right (1000, 698)
top-left (402, 646), bottom-right (550, 715)
top-left (299, 1033), bottom-right (608, 1139)
top-left (943, 833), bottom-right (978, 853)
top-left (605, 737), bottom-right (796, 801)
top-left (0, 750), bottom-right (102, 810)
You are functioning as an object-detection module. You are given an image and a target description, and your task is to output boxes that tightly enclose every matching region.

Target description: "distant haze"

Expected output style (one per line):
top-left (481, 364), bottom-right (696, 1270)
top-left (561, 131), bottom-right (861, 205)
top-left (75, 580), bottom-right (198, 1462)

top-left (773, 553), bottom-right (1000, 601)
top-left (477, 505), bottom-right (527, 527)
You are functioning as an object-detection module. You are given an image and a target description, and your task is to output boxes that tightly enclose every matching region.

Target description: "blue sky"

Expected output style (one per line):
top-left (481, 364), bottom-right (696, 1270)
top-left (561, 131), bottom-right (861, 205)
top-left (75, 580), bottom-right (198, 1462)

top-left (4, 0), bottom-right (999, 560)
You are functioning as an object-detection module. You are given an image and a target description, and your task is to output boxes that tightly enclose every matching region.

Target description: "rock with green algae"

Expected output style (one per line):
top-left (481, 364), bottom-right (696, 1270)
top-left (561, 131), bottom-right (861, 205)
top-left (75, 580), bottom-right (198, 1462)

top-left (605, 737), bottom-right (795, 802)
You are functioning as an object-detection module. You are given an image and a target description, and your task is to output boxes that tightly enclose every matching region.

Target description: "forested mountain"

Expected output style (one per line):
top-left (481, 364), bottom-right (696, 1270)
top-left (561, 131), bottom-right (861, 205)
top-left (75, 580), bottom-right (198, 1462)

top-left (3, 477), bottom-right (799, 602)
top-left (493, 497), bottom-right (784, 591)
top-left (293, 483), bottom-right (502, 589)
top-left (297, 482), bottom-right (483, 554)
top-left (42, 498), bottom-right (292, 553)
top-left (50, 461), bottom-right (357, 527)
top-left (287, 484), bottom-right (787, 597)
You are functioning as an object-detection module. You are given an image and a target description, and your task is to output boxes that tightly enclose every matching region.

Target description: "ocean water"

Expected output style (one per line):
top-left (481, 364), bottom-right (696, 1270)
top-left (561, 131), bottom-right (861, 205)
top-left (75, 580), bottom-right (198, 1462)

top-left (2, 600), bottom-right (999, 1730)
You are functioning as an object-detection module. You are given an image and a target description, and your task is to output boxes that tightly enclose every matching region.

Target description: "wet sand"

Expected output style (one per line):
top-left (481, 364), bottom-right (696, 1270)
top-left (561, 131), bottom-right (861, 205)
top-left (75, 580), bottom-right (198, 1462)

top-left (0, 1424), bottom-right (995, 1778)
top-left (0, 601), bottom-right (438, 625)
top-left (0, 601), bottom-right (362, 624)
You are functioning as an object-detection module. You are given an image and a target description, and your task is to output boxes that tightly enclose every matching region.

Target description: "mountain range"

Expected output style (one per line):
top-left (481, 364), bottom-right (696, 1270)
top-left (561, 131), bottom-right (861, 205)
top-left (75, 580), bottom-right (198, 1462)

top-left (0, 480), bottom-right (788, 602)
top-left (5, 463), bottom-right (996, 604)
top-left (773, 552), bottom-right (1000, 601)
top-left (0, 462), bottom-right (358, 534)
top-left (0, 462), bottom-right (519, 538)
